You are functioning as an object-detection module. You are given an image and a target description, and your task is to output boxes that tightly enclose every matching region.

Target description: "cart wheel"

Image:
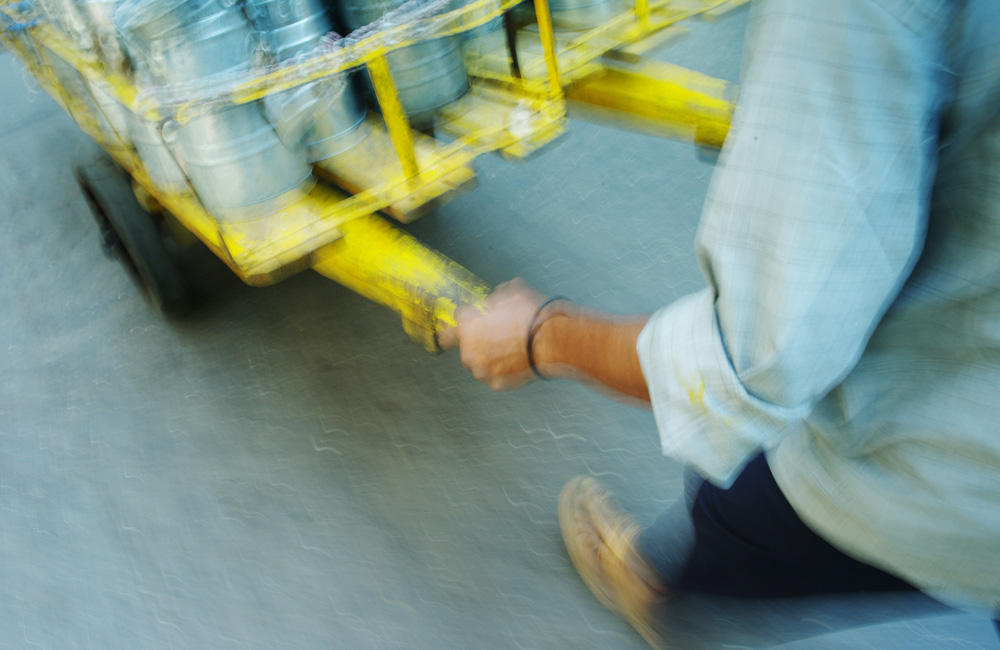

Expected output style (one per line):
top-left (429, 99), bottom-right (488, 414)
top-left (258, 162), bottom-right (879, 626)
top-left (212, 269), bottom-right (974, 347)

top-left (76, 156), bottom-right (192, 317)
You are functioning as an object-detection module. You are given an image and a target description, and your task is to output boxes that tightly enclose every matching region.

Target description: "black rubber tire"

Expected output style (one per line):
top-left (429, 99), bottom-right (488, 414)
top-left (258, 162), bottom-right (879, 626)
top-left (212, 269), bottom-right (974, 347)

top-left (76, 156), bottom-right (192, 317)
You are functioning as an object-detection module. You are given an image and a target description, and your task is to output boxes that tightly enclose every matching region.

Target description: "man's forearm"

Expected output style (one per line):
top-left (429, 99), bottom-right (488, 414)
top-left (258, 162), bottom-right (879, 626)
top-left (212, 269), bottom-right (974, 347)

top-left (532, 305), bottom-right (651, 402)
top-left (439, 279), bottom-right (652, 403)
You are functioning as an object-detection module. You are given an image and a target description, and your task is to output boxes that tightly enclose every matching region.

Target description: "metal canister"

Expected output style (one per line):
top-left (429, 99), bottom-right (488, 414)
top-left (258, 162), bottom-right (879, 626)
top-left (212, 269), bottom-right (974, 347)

top-left (336, 0), bottom-right (469, 128)
top-left (266, 78), bottom-right (369, 162)
top-left (129, 116), bottom-right (191, 194)
top-left (548, 0), bottom-right (621, 30)
top-left (115, 0), bottom-right (231, 45)
top-left (246, 0), bottom-right (369, 163)
top-left (245, 0), bottom-right (327, 30)
top-left (259, 11), bottom-right (331, 59)
top-left (116, 0), bottom-right (315, 219)
top-left (171, 103), bottom-right (315, 219)
top-left (452, 0), bottom-right (504, 61)
top-left (125, 7), bottom-right (256, 84)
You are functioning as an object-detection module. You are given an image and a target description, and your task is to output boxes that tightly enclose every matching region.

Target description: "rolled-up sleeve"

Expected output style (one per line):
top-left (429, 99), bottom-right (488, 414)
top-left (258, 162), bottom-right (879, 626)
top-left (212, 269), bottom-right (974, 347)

top-left (637, 0), bottom-right (946, 486)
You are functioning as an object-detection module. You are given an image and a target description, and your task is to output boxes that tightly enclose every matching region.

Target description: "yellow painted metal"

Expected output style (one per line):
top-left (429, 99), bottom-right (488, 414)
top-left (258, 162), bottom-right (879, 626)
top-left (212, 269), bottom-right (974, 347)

top-left (366, 55), bottom-right (421, 184)
top-left (314, 116), bottom-right (479, 224)
top-left (311, 216), bottom-right (490, 352)
top-left (9, 2), bottom-right (563, 220)
top-left (1, 0), bottom-right (505, 350)
top-left (459, 0), bottom-right (741, 147)
top-left (464, 0), bottom-right (740, 88)
top-left (565, 52), bottom-right (736, 148)
top-left (434, 82), bottom-right (566, 161)
top-left (531, 0), bottom-right (562, 100)
top-left (634, 0), bottom-right (649, 24)
top-left (1, 0), bottom-right (743, 351)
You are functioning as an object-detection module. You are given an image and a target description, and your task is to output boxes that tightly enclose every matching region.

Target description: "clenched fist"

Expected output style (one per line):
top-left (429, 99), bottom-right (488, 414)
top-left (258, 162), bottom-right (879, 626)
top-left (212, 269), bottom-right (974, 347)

top-left (437, 278), bottom-right (558, 390)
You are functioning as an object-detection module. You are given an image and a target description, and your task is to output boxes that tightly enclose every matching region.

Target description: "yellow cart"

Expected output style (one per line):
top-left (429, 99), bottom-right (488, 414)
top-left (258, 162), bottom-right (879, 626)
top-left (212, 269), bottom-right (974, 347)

top-left (0, 0), bottom-right (740, 350)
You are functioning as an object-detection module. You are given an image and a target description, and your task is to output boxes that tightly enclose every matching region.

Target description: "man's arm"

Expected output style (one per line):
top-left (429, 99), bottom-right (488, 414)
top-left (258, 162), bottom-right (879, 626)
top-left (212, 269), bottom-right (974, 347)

top-left (437, 279), bottom-right (650, 403)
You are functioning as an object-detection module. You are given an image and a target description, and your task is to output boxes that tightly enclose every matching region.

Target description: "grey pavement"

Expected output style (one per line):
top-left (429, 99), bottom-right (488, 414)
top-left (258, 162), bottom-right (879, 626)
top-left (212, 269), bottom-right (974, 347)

top-left (2, 8), bottom-right (997, 650)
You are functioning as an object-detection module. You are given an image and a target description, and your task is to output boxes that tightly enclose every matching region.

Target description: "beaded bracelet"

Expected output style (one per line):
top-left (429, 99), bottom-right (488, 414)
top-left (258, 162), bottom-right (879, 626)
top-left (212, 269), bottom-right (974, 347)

top-left (526, 296), bottom-right (567, 380)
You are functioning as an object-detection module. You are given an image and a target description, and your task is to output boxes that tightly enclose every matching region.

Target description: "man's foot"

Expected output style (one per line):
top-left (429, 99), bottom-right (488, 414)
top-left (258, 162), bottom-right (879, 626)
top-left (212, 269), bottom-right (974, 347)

top-left (559, 476), bottom-right (668, 649)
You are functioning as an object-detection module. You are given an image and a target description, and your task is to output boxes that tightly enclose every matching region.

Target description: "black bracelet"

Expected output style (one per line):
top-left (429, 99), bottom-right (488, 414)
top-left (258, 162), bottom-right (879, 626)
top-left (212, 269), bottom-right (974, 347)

top-left (527, 296), bottom-right (567, 380)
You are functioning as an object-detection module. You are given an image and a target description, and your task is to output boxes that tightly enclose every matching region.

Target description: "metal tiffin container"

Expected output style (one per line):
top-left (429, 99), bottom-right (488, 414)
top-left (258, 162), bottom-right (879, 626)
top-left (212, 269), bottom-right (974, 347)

top-left (547, 0), bottom-right (622, 30)
top-left (115, 0), bottom-right (315, 220)
top-left (263, 73), bottom-right (370, 164)
top-left (115, 0), bottom-right (233, 46)
top-left (451, 0), bottom-right (505, 62)
top-left (128, 112), bottom-right (192, 194)
top-left (246, 0), bottom-right (328, 34)
top-left (334, 0), bottom-right (469, 129)
top-left (245, 0), bottom-right (370, 164)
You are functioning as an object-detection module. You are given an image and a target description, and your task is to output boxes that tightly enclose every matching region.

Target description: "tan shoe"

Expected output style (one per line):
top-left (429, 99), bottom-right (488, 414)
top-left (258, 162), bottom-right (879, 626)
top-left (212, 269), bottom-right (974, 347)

top-left (559, 476), bottom-right (668, 649)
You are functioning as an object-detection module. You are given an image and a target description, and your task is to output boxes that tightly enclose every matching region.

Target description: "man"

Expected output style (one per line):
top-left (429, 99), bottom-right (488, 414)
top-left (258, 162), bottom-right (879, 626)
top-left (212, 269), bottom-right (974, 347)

top-left (438, 0), bottom-right (1000, 646)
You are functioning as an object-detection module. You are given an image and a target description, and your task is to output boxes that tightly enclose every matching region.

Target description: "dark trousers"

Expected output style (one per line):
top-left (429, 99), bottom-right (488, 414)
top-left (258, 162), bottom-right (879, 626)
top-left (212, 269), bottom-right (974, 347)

top-left (638, 453), bottom-right (915, 597)
top-left (638, 453), bottom-right (999, 640)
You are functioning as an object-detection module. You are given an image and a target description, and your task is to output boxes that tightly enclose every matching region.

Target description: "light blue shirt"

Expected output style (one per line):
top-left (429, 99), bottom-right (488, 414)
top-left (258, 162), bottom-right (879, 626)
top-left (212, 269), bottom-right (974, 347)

top-left (637, 0), bottom-right (1000, 615)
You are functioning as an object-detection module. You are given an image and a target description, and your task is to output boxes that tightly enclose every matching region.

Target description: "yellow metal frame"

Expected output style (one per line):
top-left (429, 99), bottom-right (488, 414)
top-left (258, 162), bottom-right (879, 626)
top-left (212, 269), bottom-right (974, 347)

top-left (466, 0), bottom-right (744, 146)
top-left (566, 51), bottom-right (737, 148)
top-left (1, 0), bottom-right (550, 349)
top-left (0, 0), bottom-right (741, 350)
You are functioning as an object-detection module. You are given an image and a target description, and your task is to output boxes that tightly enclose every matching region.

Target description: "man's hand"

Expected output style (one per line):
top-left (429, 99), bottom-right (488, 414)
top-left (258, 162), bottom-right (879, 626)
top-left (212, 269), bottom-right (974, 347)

top-left (439, 278), bottom-right (651, 402)
top-left (437, 278), bottom-right (548, 391)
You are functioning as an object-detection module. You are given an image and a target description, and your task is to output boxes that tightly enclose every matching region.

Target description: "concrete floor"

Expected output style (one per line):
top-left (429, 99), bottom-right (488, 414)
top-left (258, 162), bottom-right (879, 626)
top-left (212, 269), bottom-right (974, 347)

top-left (1, 9), bottom-right (997, 649)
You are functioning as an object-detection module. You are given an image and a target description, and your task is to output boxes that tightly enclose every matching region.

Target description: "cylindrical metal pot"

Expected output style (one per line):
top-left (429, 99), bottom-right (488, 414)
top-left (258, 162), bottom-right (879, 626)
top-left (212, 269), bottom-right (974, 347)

top-left (385, 37), bottom-right (468, 126)
top-left (268, 79), bottom-right (369, 162)
top-left (458, 12), bottom-right (505, 62)
top-left (245, 0), bottom-right (328, 30)
top-left (130, 7), bottom-right (256, 85)
top-left (115, 0), bottom-right (231, 44)
top-left (172, 103), bottom-right (315, 220)
top-left (548, 0), bottom-right (621, 30)
top-left (130, 116), bottom-right (191, 193)
top-left (337, 0), bottom-right (469, 127)
top-left (116, 0), bottom-right (315, 219)
top-left (249, 0), bottom-right (370, 164)
top-left (451, 0), bottom-right (504, 47)
top-left (261, 11), bottom-right (331, 59)
top-left (306, 88), bottom-right (369, 161)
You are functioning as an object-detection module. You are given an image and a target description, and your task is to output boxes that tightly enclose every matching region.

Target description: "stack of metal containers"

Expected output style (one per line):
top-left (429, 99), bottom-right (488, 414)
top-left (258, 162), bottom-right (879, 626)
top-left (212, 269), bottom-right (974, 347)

top-left (39, 0), bottom-right (480, 219)
top-left (116, 0), bottom-right (315, 219)
top-left (244, 0), bottom-right (370, 167)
